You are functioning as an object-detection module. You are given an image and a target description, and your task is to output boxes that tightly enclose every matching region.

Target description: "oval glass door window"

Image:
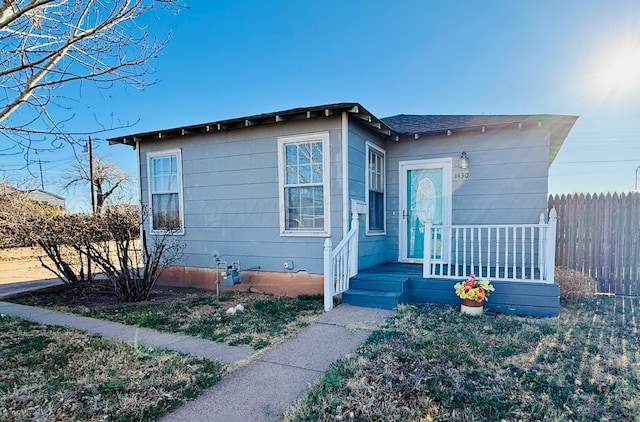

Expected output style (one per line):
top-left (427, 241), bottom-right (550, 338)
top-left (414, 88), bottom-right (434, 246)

top-left (416, 177), bottom-right (436, 224)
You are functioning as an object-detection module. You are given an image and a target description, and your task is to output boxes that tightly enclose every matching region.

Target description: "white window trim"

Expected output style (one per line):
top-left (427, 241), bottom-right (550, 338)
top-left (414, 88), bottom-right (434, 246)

top-left (277, 132), bottom-right (331, 237)
top-left (147, 148), bottom-right (185, 235)
top-left (365, 142), bottom-right (386, 236)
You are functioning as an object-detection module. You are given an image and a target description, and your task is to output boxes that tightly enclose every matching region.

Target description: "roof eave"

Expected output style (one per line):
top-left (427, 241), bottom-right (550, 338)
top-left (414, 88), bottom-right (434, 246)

top-left (548, 115), bottom-right (579, 164)
top-left (392, 115), bottom-right (579, 166)
top-left (108, 102), bottom-right (400, 146)
top-left (394, 116), bottom-right (577, 139)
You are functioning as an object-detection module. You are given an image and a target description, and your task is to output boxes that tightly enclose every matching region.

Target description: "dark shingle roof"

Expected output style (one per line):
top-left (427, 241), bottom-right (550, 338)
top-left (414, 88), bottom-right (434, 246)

top-left (381, 114), bottom-right (555, 134)
top-left (381, 113), bottom-right (579, 164)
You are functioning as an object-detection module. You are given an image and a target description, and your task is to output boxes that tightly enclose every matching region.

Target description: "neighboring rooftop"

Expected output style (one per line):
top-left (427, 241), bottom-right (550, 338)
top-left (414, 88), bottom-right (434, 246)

top-left (0, 182), bottom-right (66, 210)
top-left (26, 189), bottom-right (66, 210)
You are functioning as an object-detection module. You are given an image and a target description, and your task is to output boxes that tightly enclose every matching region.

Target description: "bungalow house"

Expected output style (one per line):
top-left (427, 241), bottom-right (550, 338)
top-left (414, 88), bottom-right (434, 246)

top-left (26, 189), bottom-right (66, 210)
top-left (0, 182), bottom-right (66, 210)
top-left (108, 103), bottom-right (577, 317)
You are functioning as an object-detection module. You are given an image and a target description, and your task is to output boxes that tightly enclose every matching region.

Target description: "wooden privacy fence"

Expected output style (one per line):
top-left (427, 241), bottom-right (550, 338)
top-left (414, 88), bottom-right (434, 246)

top-left (549, 192), bottom-right (640, 295)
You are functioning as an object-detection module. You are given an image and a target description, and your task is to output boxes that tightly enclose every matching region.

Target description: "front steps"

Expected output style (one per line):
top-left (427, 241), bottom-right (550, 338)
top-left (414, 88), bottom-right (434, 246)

top-left (340, 262), bottom-right (560, 316)
top-left (342, 273), bottom-right (409, 310)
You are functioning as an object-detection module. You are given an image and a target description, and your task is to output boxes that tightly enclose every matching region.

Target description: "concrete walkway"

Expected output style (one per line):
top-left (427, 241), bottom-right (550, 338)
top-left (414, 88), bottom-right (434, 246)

top-left (0, 278), bottom-right (63, 299)
top-left (162, 304), bottom-right (393, 422)
top-left (0, 300), bottom-right (255, 364)
top-left (0, 279), bottom-right (394, 421)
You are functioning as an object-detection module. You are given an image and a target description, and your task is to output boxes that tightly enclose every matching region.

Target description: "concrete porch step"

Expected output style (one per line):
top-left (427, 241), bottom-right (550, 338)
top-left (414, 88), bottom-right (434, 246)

top-left (349, 273), bottom-right (409, 292)
top-left (342, 289), bottom-right (406, 310)
top-left (343, 273), bottom-right (410, 310)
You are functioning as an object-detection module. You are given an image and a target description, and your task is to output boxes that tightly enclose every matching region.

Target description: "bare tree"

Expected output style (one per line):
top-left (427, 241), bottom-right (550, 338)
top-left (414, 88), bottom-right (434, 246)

top-left (0, 0), bottom-right (184, 164)
top-left (64, 153), bottom-right (132, 213)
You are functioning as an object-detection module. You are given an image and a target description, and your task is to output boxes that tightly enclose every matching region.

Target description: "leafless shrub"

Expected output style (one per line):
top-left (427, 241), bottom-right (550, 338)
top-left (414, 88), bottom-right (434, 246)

top-left (556, 267), bottom-right (596, 301)
top-left (32, 213), bottom-right (100, 294)
top-left (1, 189), bottom-right (182, 300)
top-left (86, 206), bottom-right (184, 302)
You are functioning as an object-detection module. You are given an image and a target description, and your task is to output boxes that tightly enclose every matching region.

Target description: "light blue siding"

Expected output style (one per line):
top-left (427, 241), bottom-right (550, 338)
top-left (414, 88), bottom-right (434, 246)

top-left (139, 117), bottom-right (346, 274)
top-left (138, 115), bottom-right (554, 277)
top-left (347, 124), bottom-right (388, 269)
top-left (385, 126), bottom-right (552, 263)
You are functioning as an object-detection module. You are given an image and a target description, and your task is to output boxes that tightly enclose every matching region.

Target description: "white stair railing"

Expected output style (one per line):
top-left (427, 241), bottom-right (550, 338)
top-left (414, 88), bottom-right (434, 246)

top-left (323, 210), bottom-right (360, 311)
top-left (423, 208), bottom-right (558, 283)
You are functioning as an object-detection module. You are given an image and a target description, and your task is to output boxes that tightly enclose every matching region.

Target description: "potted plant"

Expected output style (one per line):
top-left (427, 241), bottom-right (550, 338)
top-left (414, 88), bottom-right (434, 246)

top-left (454, 274), bottom-right (495, 315)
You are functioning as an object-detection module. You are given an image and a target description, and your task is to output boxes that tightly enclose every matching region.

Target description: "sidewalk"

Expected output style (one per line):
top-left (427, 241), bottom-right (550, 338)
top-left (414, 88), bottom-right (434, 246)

top-left (0, 280), bottom-right (394, 421)
top-left (0, 278), bottom-right (63, 299)
top-left (162, 304), bottom-right (393, 422)
top-left (0, 300), bottom-right (255, 364)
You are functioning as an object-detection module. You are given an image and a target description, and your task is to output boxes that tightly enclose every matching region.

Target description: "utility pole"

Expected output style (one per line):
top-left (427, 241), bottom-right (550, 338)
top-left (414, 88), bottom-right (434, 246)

top-left (636, 165), bottom-right (640, 191)
top-left (88, 136), bottom-right (96, 214)
top-left (38, 159), bottom-right (44, 190)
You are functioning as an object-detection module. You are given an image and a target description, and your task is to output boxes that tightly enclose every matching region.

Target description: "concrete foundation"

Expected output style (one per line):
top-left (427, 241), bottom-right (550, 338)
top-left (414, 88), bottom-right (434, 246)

top-left (157, 266), bottom-right (323, 297)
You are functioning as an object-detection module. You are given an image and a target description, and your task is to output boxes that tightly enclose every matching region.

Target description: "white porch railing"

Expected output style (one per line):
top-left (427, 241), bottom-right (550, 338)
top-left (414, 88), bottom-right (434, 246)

top-left (323, 209), bottom-right (360, 311)
top-left (423, 208), bottom-right (557, 283)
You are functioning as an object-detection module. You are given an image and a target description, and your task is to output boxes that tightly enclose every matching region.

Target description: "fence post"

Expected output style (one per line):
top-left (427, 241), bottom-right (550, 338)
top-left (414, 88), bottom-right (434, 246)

top-left (423, 219), bottom-right (432, 278)
top-left (323, 238), bottom-right (333, 312)
top-left (545, 208), bottom-right (557, 283)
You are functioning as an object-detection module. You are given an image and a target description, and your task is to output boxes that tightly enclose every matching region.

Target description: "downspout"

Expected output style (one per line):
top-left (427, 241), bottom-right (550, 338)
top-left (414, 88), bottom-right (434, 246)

top-left (342, 111), bottom-right (349, 237)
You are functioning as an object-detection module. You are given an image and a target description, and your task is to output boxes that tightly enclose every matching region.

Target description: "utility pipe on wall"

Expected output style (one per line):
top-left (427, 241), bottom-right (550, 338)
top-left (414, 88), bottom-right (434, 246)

top-left (342, 111), bottom-right (349, 238)
top-left (136, 140), bottom-right (144, 255)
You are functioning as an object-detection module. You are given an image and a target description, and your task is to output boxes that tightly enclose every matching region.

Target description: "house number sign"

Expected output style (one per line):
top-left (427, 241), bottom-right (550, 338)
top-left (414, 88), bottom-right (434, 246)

top-left (454, 172), bottom-right (469, 180)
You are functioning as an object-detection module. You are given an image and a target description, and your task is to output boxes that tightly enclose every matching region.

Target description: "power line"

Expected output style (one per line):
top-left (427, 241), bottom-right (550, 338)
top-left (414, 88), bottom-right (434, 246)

top-left (554, 158), bottom-right (640, 164)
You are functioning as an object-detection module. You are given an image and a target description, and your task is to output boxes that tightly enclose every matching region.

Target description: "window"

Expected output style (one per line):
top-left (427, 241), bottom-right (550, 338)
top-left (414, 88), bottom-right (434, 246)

top-left (366, 143), bottom-right (385, 234)
top-left (278, 132), bottom-right (330, 235)
top-left (148, 149), bottom-right (183, 233)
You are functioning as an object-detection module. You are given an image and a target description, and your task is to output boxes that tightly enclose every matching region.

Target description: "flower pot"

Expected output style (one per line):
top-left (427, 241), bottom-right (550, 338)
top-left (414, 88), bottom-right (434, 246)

top-left (460, 298), bottom-right (483, 316)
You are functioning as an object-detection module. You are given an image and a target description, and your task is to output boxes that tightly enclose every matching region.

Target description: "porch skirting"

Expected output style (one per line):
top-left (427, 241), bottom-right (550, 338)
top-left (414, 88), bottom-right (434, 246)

top-left (344, 263), bottom-right (560, 317)
top-left (411, 278), bottom-right (559, 317)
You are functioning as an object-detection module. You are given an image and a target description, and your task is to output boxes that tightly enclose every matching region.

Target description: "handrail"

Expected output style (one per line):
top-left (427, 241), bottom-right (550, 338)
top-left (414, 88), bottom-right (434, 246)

top-left (323, 210), bottom-right (360, 311)
top-left (423, 208), bottom-right (558, 283)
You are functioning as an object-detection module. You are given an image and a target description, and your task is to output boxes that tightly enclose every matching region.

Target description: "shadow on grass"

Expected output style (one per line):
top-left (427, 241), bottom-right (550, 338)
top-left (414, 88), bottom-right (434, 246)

top-left (284, 296), bottom-right (640, 421)
top-left (0, 316), bottom-right (222, 421)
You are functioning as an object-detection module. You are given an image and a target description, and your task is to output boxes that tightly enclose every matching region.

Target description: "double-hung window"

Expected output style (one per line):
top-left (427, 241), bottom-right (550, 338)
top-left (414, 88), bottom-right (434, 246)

top-left (148, 149), bottom-right (183, 233)
top-left (278, 132), bottom-right (330, 236)
top-left (366, 143), bottom-right (386, 234)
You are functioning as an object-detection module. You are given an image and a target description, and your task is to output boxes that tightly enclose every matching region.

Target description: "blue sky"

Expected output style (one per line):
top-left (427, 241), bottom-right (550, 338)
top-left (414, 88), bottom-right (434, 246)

top-left (2, 0), bottom-right (640, 211)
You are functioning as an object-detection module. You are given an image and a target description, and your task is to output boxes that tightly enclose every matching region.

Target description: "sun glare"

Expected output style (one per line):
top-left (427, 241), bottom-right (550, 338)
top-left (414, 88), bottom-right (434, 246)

top-left (596, 48), bottom-right (640, 94)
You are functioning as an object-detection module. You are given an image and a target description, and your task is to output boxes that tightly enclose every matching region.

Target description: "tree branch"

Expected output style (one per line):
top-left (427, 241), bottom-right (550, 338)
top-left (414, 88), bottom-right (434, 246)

top-left (0, 0), bottom-right (185, 164)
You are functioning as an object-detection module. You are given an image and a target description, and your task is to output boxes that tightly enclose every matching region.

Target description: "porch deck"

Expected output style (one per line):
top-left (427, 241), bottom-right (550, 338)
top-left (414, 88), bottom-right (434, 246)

top-left (343, 262), bottom-right (560, 317)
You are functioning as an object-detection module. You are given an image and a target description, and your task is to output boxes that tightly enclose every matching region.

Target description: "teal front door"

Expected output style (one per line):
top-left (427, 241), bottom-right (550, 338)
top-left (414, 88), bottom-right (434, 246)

top-left (399, 159), bottom-right (452, 263)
